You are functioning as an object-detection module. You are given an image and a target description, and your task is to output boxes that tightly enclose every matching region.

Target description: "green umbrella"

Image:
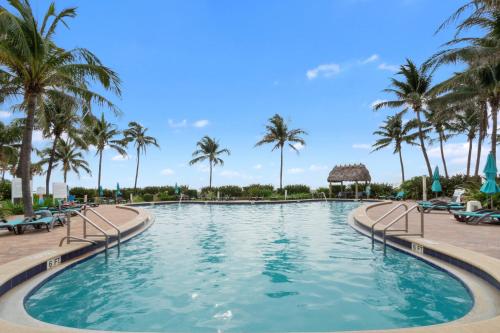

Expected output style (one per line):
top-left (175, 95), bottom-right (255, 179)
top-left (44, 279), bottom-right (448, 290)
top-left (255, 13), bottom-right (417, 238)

top-left (116, 183), bottom-right (122, 197)
top-left (431, 166), bottom-right (442, 194)
top-left (99, 185), bottom-right (104, 197)
top-left (480, 152), bottom-right (500, 207)
top-left (174, 183), bottom-right (180, 195)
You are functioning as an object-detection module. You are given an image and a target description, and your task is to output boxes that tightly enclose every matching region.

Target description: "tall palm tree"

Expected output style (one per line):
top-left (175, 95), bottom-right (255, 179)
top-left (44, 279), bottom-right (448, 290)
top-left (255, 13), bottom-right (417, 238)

top-left (38, 139), bottom-right (91, 183)
top-left (39, 95), bottom-right (86, 195)
top-left (123, 122), bottom-right (159, 193)
top-left (374, 59), bottom-right (435, 177)
top-left (189, 136), bottom-right (230, 189)
top-left (255, 114), bottom-right (307, 190)
top-left (86, 113), bottom-right (126, 192)
top-left (372, 113), bottom-right (418, 183)
top-left (453, 106), bottom-right (480, 177)
top-left (424, 104), bottom-right (455, 179)
top-left (0, 1), bottom-right (121, 216)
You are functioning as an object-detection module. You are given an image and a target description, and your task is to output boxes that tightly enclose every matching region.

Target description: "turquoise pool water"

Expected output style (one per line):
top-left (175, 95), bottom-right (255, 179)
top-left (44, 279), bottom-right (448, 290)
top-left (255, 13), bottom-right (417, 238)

top-left (26, 202), bottom-right (473, 332)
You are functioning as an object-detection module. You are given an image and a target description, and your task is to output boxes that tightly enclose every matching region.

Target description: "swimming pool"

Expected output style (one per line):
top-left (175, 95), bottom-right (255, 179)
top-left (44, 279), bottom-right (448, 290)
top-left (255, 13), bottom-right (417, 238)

top-left (25, 202), bottom-right (473, 332)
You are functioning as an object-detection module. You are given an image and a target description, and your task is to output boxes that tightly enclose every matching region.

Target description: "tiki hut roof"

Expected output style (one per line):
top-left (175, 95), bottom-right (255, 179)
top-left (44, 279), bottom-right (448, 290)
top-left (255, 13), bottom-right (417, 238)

top-left (327, 164), bottom-right (371, 182)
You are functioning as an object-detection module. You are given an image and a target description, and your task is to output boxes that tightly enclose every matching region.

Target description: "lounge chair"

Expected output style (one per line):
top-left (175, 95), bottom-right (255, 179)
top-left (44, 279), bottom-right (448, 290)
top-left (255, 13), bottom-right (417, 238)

top-left (14, 210), bottom-right (66, 234)
top-left (381, 191), bottom-right (405, 201)
top-left (417, 198), bottom-right (464, 213)
top-left (0, 217), bottom-right (28, 234)
top-left (451, 209), bottom-right (500, 224)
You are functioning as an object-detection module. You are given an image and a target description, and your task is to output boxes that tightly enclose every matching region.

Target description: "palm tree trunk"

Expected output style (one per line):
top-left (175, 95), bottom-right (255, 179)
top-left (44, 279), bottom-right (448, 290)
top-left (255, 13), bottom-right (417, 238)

top-left (398, 148), bottom-right (405, 183)
top-left (475, 103), bottom-right (487, 177)
top-left (64, 170), bottom-right (67, 183)
top-left (209, 161), bottom-right (213, 188)
top-left (1, 169), bottom-right (4, 182)
top-left (491, 100), bottom-right (498, 160)
top-left (20, 93), bottom-right (36, 217)
top-left (134, 148), bottom-right (140, 193)
top-left (97, 150), bottom-right (103, 192)
top-left (466, 134), bottom-right (473, 178)
top-left (280, 145), bottom-right (284, 190)
top-left (415, 109), bottom-right (433, 178)
top-left (45, 136), bottom-right (59, 196)
top-left (439, 131), bottom-right (449, 178)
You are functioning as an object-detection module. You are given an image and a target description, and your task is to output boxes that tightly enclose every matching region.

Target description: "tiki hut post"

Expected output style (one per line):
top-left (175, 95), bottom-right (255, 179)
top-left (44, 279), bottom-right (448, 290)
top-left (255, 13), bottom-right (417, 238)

top-left (327, 164), bottom-right (371, 199)
top-left (328, 182), bottom-right (332, 198)
top-left (355, 181), bottom-right (358, 200)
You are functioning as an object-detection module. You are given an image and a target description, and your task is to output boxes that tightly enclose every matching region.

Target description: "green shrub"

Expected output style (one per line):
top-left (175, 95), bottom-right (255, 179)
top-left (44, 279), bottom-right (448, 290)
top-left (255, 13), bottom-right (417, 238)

top-left (400, 174), bottom-right (477, 200)
top-left (284, 184), bottom-right (310, 195)
top-left (143, 193), bottom-right (154, 202)
top-left (243, 184), bottom-right (274, 198)
top-left (0, 180), bottom-right (11, 200)
top-left (218, 185), bottom-right (243, 198)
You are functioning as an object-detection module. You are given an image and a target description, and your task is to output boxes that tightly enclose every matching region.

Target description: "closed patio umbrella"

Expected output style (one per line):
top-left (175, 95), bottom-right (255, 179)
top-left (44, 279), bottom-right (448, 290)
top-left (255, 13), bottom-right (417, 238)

top-left (480, 152), bottom-right (500, 208)
top-left (431, 166), bottom-right (442, 196)
top-left (98, 185), bottom-right (104, 197)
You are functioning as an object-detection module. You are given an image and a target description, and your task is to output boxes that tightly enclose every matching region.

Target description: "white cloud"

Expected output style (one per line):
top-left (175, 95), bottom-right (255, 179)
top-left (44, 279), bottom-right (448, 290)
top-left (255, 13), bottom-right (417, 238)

top-left (352, 143), bottom-right (371, 150)
top-left (32, 130), bottom-right (49, 143)
top-left (360, 54), bottom-right (379, 64)
top-left (288, 168), bottom-right (305, 174)
top-left (193, 119), bottom-right (210, 128)
top-left (253, 164), bottom-right (263, 170)
top-left (371, 99), bottom-right (387, 109)
top-left (111, 154), bottom-right (131, 161)
top-left (220, 170), bottom-right (241, 178)
top-left (428, 143), bottom-right (488, 166)
top-left (309, 164), bottom-right (328, 171)
top-left (0, 110), bottom-right (11, 118)
top-left (291, 142), bottom-right (304, 151)
top-left (168, 119), bottom-right (187, 128)
top-left (378, 63), bottom-right (399, 72)
top-left (306, 63), bottom-right (341, 80)
top-left (161, 168), bottom-right (175, 176)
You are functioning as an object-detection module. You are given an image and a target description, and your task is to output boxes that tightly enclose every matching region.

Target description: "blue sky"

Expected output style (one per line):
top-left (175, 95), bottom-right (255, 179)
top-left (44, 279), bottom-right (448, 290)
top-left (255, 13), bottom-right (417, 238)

top-left (1, 0), bottom-right (482, 190)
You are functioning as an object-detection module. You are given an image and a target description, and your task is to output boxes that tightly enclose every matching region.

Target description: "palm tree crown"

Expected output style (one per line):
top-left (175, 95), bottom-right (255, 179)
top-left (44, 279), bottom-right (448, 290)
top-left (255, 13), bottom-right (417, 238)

top-left (86, 113), bottom-right (126, 191)
top-left (0, 0), bottom-right (120, 215)
top-left (372, 113), bottom-right (418, 182)
top-left (255, 114), bottom-right (307, 190)
top-left (373, 59), bottom-right (435, 177)
top-left (123, 122), bottom-right (159, 192)
top-left (189, 136), bottom-right (230, 189)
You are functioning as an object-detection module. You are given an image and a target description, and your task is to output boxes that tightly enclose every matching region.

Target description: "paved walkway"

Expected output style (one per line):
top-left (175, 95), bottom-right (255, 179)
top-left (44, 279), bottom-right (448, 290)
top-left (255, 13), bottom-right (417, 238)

top-left (367, 201), bottom-right (500, 259)
top-left (0, 206), bottom-right (137, 265)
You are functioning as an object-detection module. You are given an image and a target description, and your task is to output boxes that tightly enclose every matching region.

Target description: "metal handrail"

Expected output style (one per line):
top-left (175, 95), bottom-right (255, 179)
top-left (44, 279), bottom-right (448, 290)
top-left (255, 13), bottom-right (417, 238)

top-left (382, 204), bottom-right (424, 253)
top-left (371, 203), bottom-right (408, 247)
top-left (60, 210), bottom-right (110, 254)
top-left (84, 206), bottom-right (121, 248)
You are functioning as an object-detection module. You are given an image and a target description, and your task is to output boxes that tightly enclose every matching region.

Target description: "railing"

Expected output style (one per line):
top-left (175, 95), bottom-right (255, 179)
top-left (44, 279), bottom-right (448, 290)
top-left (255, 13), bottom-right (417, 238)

top-left (382, 204), bottom-right (424, 253)
top-left (371, 203), bottom-right (408, 247)
top-left (59, 209), bottom-right (110, 254)
top-left (83, 206), bottom-right (121, 248)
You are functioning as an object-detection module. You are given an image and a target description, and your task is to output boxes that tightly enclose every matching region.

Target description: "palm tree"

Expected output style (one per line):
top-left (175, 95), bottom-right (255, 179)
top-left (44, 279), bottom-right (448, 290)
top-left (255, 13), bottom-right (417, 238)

top-left (86, 113), bottom-right (127, 192)
top-left (189, 136), bottom-right (230, 189)
top-left (38, 139), bottom-right (91, 183)
top-left (39, 95), bottom-right (86, 195)
top-left (453, 106), bottom-right (480, 177)
top-left (0, 1), bottom-right (121, 216)
top-left (123, 122), bottom-right (159, 193)
top-left (255, 114), bottom-right (307, 190)
top-left (373, 59), bottom-right (435, 177)
top-left (0, 120), bottom-right (22, 181)
top-left (424, 104), bottom-right (455, 179)
top-left (372, 113), bottom-right (418, 182)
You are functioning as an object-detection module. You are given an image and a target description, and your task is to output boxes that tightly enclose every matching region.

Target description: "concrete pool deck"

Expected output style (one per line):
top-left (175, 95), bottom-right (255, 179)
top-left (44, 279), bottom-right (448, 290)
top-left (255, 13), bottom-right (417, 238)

top-left (1, 201), bottom-right (500, 332)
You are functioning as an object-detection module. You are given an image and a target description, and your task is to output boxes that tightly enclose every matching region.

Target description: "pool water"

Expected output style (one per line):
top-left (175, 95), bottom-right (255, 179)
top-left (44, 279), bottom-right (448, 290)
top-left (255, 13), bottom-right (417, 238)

top-left (26, 202), bottom-right (473, 332)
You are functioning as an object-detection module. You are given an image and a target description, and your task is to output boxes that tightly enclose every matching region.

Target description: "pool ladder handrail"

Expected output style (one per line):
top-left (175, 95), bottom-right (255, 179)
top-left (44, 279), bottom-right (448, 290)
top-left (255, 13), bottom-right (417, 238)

top-left (371, 203), bottom-right (424, 253)
top-left (59, 207), bottom-right (113, 255)
top-left (371, 203), bottom-right (408, 247)
top-left (83, 206), bottom-right (121, 248)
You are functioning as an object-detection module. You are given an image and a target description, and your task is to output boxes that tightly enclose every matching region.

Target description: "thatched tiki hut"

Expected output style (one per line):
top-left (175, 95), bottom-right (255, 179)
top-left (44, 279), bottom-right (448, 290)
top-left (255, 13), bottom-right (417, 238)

top-left (327, 164), bottom-right (371, 199)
